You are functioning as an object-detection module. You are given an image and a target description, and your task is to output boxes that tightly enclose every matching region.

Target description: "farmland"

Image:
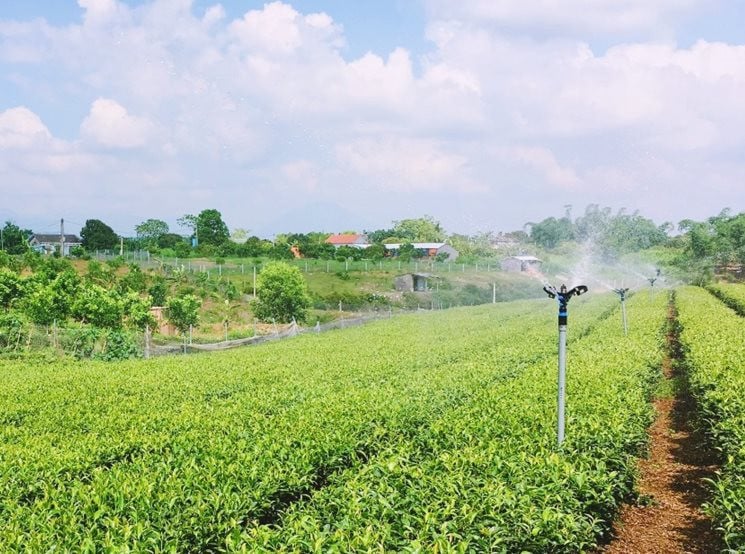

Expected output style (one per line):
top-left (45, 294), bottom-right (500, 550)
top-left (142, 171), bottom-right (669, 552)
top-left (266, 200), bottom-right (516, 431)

top-left (1, 285), bottom-right (744, 551)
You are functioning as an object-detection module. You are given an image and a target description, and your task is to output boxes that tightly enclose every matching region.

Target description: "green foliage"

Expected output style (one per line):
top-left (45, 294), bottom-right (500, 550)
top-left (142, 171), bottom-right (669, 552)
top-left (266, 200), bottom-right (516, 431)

top-left (253, 261), bottom-right (311, 323)
top-left (148, 277), bottom-right (168, 306)
top-left (397, 242), bottom-right (415, 262)
top-left (71, 284), bottom-right (124, 329)
top-left (529, 216), bottom-right (575, 249)
top-left (0, 268), bottom-right (24, 308)
top-left (166, 294), bottom-right (201, 334)
top-left (0, 291), bottom-right (670, 551)
top-left (135, 218), bottom-right (169, 249)
top-left (0, 310), bottom-right (31, 350)
top-left (196, 209), bottom-right (230, 246)
top-left (80, 219), bottom-right (118, 251)
top-left (676, 286), bottom-right (745, 550)
top-left (0, 221), bottom-right (32, 254)
top-left (392, 215), bottom-right (445, 242)
top-left (121, 292), bottom-right (155, 330)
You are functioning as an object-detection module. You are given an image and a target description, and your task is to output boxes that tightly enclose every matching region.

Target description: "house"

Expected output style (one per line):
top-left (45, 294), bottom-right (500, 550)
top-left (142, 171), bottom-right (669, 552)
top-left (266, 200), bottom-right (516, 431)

top-left (325, 234), bottom-right (369, 248)
top-left (29, 234), bottom-right (82, 256)
top-left (384, 243), bottom-right (459, 262)
top-left (501, 255), bottom-right (543, 273)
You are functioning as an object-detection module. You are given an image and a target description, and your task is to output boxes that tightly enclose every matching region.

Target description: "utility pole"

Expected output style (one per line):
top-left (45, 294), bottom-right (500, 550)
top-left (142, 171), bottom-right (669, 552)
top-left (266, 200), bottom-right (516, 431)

top-left (120, 236), bottom-right (124, 256)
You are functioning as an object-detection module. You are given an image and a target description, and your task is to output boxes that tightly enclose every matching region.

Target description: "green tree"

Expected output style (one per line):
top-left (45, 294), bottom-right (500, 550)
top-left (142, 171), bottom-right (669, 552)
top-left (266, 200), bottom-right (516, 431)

top-left (0, 268), bottom-right (24, 308)
top-left (135, 219), bottom-right (169, 249)
top-left (528, 216), bottom-right (575, 249)
top-left (253, 261), bottom-right (311, 323)
top-left (196, 209), bottom-right (230, 246)
top-left (177, 214), bottom-right (198, 246)
top-left (80, 219), bottom-right (118, 251)
top-left (392, 216), bottom-right (445, 242)
top-left (72, 285), bottom-right (124, 329)
top-left (166, 294), bottom-right (201, 335)
top-left (1, 221), bottom-right (32, 254)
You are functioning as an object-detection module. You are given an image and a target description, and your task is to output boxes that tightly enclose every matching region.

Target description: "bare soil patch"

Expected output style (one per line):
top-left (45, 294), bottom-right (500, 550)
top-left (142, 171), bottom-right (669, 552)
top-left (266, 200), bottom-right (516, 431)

top-left (600, 307), bottom-right (722, 554)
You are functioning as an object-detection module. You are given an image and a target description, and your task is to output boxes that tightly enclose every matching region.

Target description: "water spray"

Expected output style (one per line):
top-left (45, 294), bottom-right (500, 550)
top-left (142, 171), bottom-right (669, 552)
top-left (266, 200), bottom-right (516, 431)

top-left (647, 268), bottom-right (662, 287)
top-left (543, 283), bottom-right (588, 447)
top-left (613, 288), bottom-right (630, 335)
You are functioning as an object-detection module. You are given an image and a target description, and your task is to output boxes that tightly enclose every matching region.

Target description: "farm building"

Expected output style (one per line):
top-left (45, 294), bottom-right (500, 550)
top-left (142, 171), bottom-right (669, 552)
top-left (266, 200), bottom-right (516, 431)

top-left (385, 243), bottom-right (459, 262)
top-left (29, 234), bottom-right (82, 256)
top-left (395, 273), bottom-right (434, 292)
top-left (501, 255), bottom-right (543, 273)
top-left (325, 234), bottom-right (369, 247)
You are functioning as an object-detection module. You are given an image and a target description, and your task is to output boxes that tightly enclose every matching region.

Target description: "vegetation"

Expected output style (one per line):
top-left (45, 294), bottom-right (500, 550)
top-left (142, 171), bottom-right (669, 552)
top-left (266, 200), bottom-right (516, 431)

top-left (676, 286), bottom-right (745, 550)
top-left (0, 291), bottom-right (673, 551)
top-left (80, 219), bottom-right (119, 251)
top-left (252, 261), bottom-right (311, 323)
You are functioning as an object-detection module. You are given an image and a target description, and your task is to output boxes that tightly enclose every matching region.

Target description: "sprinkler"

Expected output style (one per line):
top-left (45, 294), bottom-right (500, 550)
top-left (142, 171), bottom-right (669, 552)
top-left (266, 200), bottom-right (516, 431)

top-left (543, 283), bottom-right (588, 446)
top-left (647, 268), bottom-right (662, 287)
top-left (613, 288), bottom-right (630, 335)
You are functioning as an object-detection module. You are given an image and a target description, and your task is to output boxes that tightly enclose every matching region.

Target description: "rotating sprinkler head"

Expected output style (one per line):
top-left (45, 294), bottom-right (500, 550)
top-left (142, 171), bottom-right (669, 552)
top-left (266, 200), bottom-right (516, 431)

top-left (544, 284), bottom-right (589, 324)
top-left (613, 287), bottom-right (630, 300)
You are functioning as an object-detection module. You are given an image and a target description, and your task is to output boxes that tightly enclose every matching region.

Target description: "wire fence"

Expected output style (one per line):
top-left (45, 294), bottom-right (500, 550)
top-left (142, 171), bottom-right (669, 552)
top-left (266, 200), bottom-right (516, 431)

top-left (92, 250), bottom-right (507, 277)
top-left (0, 309), bottom-right (415, 361)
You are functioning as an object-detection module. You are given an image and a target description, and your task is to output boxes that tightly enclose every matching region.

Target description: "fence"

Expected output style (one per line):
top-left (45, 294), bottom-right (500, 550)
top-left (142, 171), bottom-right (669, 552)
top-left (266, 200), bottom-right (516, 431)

top-left (92, 251), bottom-right (507, 278)
top-left (0, 308), bottom-right (420, 361)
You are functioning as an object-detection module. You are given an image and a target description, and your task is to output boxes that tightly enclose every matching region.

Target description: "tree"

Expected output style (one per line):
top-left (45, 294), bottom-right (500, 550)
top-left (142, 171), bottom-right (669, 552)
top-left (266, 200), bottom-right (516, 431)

top-left (0, 268), bottom-right (24, 308)
top-left (1, 221), bottom-right (32, 254)
top-left (135, 219), bottom-right (169, 249)
top-left (177, 214), bottom-right (198, 246)
top-left (392, 216), bottom-right (445, 242)
top-left (253, 261), bottom-right (311, 323)
top-left (80, 219), bottom-right (118, 251)
top-left (166, 294), bottom-right (201, 335)
top-left (196, 209), bottom-right (229, 246)
top-left (71, 285), bottom-right (124, 329)
top-left (529, 216), bottom-right (574, 249)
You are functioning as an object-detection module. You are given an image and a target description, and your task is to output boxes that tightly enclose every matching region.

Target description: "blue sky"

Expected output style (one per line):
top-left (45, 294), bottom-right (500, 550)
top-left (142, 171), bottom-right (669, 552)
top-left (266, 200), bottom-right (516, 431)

top-left (1, 1), bottom-right (744, 238)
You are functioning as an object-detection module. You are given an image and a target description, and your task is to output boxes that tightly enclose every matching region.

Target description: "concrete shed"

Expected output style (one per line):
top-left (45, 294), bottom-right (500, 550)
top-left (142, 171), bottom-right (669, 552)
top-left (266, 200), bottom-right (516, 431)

top-left (501, 255), bottom-right (543, 273)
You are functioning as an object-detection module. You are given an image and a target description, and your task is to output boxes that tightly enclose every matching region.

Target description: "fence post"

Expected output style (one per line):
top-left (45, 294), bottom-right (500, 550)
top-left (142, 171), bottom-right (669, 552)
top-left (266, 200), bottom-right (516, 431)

top-left (144, 325), bottom-right (151, 359)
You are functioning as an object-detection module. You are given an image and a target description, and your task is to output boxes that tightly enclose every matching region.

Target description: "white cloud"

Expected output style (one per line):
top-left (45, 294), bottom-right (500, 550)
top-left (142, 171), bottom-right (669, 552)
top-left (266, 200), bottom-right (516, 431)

top-left (1, 0), bottom-right (744, 232)
top-left (0, 107), bottom-right (53, 149)
top-left (510, 147), bottom-right (581, 189)
top-left (80, 98), bottom-right (155, 148)
top-left (336, 137), bottom-right (472, 192)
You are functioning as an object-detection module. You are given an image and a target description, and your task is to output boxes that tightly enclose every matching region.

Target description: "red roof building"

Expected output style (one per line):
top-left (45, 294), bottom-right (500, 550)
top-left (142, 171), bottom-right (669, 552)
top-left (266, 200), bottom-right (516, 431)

top-left (324, 234), bottom-right (369, 247)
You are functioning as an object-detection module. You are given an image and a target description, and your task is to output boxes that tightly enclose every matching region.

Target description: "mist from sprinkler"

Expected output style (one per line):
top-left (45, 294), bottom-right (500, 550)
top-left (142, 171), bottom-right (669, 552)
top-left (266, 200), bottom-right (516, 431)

top-left (543, 283), bottom-right (588, 447)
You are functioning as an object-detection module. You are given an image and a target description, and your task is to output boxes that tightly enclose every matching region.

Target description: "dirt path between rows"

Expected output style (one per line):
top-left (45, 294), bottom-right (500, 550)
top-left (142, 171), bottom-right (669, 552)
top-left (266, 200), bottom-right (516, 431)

top-left (600, 310), bottom-right (722, 553)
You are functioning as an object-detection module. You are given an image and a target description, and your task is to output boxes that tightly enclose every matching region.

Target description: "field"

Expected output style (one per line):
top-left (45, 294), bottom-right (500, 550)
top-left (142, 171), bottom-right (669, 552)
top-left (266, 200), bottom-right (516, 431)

top-left (1, 286), bottom-right (744, 551)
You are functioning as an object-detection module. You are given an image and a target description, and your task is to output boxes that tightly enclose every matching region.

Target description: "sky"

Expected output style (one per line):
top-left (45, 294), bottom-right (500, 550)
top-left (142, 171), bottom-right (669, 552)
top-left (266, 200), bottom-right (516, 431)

top-left (1, 0), bottom-right (744, 238)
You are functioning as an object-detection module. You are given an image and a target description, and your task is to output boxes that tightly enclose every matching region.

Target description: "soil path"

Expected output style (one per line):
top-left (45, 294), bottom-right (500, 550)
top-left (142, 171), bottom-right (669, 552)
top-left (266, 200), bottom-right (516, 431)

top-left (600, 309), bottom-right (722, 554)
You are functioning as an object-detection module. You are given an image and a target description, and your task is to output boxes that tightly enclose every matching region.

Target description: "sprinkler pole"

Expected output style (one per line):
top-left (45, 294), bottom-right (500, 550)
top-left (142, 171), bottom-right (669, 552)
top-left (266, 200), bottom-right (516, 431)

top-left (544, 283), bottom-right (588, 446)
top-left (613, 288), bottom-right (630, 335)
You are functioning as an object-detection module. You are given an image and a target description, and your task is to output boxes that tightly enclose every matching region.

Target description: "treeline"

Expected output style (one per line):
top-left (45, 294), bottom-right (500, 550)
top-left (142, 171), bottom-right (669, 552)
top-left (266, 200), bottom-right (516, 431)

top-left (527, 204), bottom-right (670, 256)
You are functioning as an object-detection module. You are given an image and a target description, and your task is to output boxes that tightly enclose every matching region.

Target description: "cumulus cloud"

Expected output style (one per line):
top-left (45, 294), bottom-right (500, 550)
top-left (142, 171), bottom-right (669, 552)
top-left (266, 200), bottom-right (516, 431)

top-left (80, 98), bottom-right (155, 148)
top-left (336, 137), bottom-right (472, 192)
top-left (0, 107), bottom-right (53, 149)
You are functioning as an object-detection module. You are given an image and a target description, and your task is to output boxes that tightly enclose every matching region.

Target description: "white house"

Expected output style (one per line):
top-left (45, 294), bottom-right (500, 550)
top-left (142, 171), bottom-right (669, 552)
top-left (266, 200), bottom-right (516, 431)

top-left (29, 234), bottom-right (82, 256)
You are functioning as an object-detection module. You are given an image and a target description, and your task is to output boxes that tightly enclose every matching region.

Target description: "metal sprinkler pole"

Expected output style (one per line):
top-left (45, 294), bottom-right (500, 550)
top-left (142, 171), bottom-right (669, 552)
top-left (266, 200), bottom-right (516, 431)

top-left (544, 283), bottom-right (588, 446)
top-left (614, 288), bottom-right (630, 335)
